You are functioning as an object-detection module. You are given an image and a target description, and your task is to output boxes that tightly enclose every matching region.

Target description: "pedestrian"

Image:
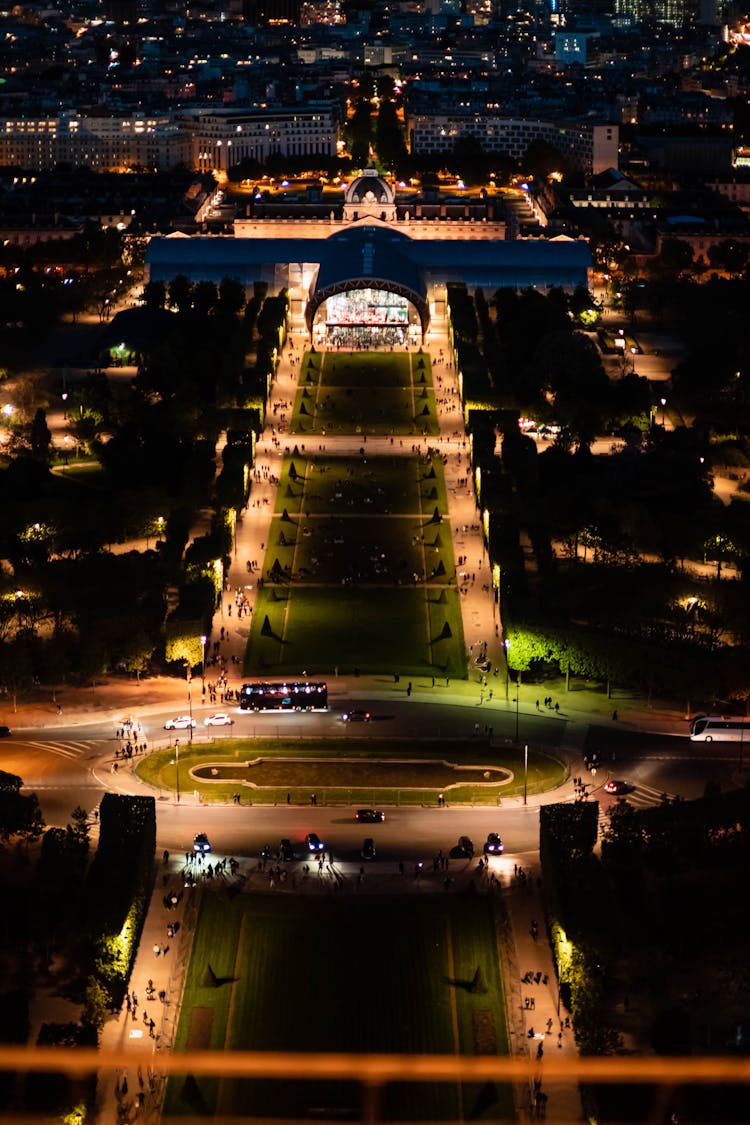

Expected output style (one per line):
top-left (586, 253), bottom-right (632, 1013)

top-left (536, 1042), bottom-right (544, 1059)
top-left (153, 944), bottom-right (160, 957)
top-left (612, 709), bottom-right (618, 721)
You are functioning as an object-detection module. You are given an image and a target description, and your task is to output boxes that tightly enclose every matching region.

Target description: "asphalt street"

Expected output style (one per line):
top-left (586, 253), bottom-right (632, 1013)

top-left (2, 695), bottom-right (737, 863)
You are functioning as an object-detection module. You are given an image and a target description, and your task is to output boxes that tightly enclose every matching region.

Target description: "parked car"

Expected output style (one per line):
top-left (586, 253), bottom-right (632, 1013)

top-left (356, 808), bottom-right (385, 823)
top-left (0, 726), bottom-right (11, 738)
top-left (483, 833), bottom-right (504, 855)
top-left (342, 709), bottom-right (371, 722)
top-left (362, 837), bottom-right (376, 860)
top-left (305, 833), bottom-right (325, 852)
top-left (164, 715), bottom-right (196, 730)
top-left (204, 712), bottom-right (235, 726)
top-left (193, 833), bottom-right (211, 853)
top-left (279, 838), bottom-right (295, 861)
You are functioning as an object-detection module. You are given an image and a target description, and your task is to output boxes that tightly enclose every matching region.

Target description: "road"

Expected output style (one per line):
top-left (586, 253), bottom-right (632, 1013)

top-left (4, 697), bottom-right (740, 865)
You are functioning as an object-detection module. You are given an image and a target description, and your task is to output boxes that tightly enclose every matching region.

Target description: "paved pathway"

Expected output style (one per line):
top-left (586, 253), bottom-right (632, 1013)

top-left (215, 314), bottom-right (503, 689)
top-left (46, 321), bottom-right (689, 1125)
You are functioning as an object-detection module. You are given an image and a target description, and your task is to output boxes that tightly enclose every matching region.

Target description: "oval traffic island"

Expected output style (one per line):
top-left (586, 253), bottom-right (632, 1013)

top-left (191, 756), bottom-right (513, 793)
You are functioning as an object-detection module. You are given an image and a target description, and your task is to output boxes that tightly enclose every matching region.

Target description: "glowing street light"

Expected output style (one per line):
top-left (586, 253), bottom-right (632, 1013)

top-left (172, 740), bottom-right (181, 804)
top-left (200, 634), bottom-right (207, 697)
top-left (660, 397), bottom-right (667, 425)
top-left (503, 638), bottom-right (510, 701)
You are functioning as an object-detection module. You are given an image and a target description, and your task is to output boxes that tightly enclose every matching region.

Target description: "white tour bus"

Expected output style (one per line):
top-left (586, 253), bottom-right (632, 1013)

top-left (690, 715), bottom-right (750, 742)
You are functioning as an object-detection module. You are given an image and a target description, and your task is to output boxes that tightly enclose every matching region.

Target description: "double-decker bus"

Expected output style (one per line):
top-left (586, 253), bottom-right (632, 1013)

top-left (690, 715), bottom-right (750, 742)
top-left (239, 681), bottom-right (328, 712)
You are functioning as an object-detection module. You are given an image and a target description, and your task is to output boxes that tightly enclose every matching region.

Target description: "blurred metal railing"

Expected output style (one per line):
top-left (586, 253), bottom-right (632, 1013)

top-left (0, 1049), bottom-right (749, 1123)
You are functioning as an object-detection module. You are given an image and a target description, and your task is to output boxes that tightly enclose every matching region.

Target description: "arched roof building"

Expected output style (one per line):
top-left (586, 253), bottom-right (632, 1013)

top-left (305, 227), bottom-right (429, 338)
top-left (145, 195), bottom-right (592, 342)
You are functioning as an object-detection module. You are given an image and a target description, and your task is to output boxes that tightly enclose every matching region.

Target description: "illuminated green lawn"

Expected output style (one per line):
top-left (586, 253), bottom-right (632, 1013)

top-left (264, 515), bottom-right (453, 586)
top-left (246, 585), bottom-right (465, 677)
top-left (275, 454), bottom-right (446, 516)
top-left (249, 453), bottom-right (463, 677)
top-left (137, 739), bottom-right (567, 806)
top-left (292, 350), bottom-right (438, 435)
top-left (165, 894), bottom-right (512, 1122)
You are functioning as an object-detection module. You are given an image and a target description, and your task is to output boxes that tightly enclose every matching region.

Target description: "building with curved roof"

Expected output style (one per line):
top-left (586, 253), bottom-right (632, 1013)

top-left (342, 170), bottom-right (397, 223)
top-left (145, 175), bottom-right (591, 344)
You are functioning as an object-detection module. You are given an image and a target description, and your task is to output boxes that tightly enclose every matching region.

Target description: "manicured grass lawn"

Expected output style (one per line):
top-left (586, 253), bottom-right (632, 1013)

top-left (136, 738), bottom-right (567, 805)
top-left (321, 351), bottom-right (427, 388)
top-left (165, 894), bottom-right (511, 1122)
top-left (275, 454), bottom-right (447, 517)
top-left (293, 350), bottom-right (438, 436)
top-left (252, 453), bottom-right (459, 676)
top-left (246, 585), bottom-right (465, 677)
top-left (265, 515), bottom-right (454, 586)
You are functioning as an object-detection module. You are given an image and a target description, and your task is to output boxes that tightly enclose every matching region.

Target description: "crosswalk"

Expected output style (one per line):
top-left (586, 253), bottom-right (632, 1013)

top-left (597, 780), bottom-right (673, 833)
top-left (15, 738), bottom-right (101, 761)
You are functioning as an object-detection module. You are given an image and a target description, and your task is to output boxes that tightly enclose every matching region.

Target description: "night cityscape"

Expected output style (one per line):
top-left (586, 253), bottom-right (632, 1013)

top-left (0, 0), bottom-right (749, 1121)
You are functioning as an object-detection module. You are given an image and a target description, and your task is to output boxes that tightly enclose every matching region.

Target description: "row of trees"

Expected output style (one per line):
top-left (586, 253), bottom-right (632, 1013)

top-left (541, 786), bottom-right (750, 1120)
top-left (0, 269), bottom-right (280, 695)
top-left (451, 283), bottom-right (650, 449)
top-left (451, 283), bottom-right (750, 706)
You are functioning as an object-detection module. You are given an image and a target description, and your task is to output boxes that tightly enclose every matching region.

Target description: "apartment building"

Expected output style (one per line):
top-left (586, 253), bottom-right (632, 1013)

top-left (186, 104), bottom-right (338, 173)
top-left (0, 114), bottom-right (188, 172)
top-left (408, 113), bottom-right (619, 175)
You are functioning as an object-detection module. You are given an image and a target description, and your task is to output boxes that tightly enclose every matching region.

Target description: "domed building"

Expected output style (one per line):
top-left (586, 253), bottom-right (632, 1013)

top-left (342, 170), bottom-right (396, 224)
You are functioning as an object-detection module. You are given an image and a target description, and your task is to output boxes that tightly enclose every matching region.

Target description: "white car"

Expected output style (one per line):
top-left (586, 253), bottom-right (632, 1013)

top-left (204, 712), bottom-right (235, 727)
top-left (164, 715), bottom-right (196, 730)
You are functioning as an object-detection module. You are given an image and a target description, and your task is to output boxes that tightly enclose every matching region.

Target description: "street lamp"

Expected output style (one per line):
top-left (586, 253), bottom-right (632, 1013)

top-left (173, 740), bottom-right (180, 803)
top-left (514, 684), bottom-right (520, 744)
top-left (523, 743), bottom-right (528, 806)
top-left (200, 634), bottom-right (207, 698)
top-left (630, 346), bottom-right (637, 373)
top-left (660, 397), bottom-right (666, 425)
top-left (503, 638), bottom-right (510, 701)
top-left (186, 662), bottom-right (194, 744)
